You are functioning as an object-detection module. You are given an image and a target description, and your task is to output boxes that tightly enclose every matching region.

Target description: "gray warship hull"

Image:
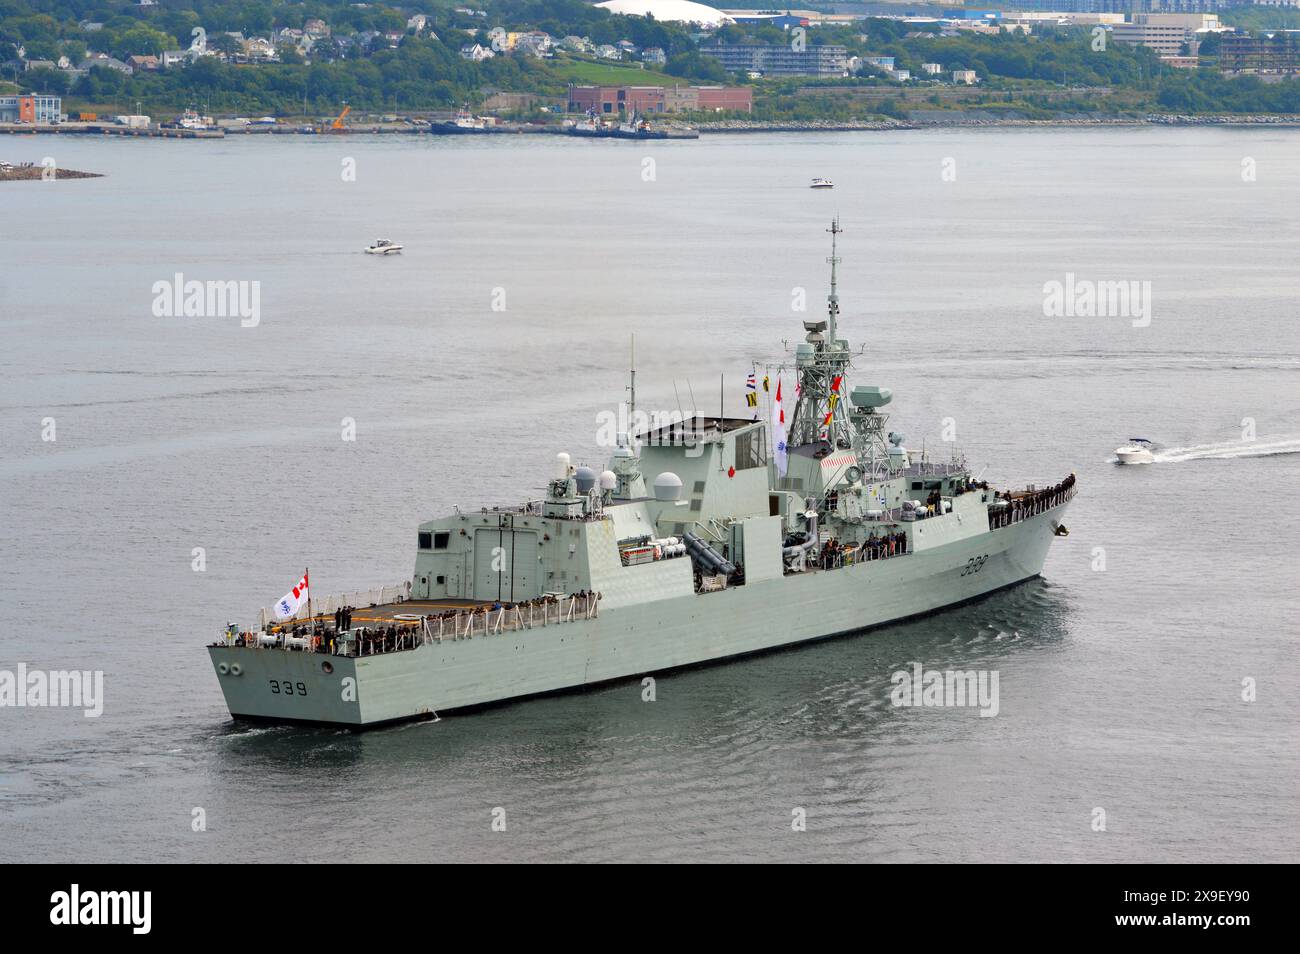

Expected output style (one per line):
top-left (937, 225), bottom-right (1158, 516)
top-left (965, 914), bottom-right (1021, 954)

top-left (209, 220), bottom-right (1077, 729)
top-left (209, 502), bottom-right (1067, 727)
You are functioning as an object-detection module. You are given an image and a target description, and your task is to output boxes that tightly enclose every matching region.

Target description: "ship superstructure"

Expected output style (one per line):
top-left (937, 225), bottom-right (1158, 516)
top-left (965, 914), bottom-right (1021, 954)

top-left (209, 222), bottom-right (1076, 727)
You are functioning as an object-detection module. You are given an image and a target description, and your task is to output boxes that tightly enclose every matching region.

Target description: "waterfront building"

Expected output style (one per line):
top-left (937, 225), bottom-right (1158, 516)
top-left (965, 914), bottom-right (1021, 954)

top-left (703, 43), bottom-right (849, 76)
top-left (0, 94), bottom-right (62, 124)
top-left (568, 84), bottom-right (753, 114)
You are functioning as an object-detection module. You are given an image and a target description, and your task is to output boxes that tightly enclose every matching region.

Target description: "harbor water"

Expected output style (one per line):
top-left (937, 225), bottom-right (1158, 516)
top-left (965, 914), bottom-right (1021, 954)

top-left (0, 128), bottom-right (1297, 862)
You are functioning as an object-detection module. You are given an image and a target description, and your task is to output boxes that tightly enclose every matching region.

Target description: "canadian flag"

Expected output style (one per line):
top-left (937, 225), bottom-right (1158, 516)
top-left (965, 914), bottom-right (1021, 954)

top-left (274, 570), bottom-right (310, 620)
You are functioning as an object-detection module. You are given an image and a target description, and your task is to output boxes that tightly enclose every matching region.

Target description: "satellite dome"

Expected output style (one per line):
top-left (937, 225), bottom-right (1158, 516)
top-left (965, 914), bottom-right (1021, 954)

top-left (653, 471), bottom-right (684, 502)
top-left (595, 0), bottom-right (732, 28)
top-left (599, 470), bottom-right (618, 491)
top-left (575, 466), bottom-right (597, 493)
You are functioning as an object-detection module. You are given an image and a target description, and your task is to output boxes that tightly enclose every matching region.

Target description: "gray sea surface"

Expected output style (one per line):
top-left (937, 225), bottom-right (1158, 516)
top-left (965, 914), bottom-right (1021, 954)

top-left (0, 127), bottom-right (1297, 862)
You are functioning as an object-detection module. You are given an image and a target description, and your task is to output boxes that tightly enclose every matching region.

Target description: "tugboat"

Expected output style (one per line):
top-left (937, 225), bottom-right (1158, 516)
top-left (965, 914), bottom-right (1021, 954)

top-left (209, 219), bottom-right (1076, 728)
top-left (430, 106), bottom-right (493, 134)
top-left (365, 238), bottom-right (403, 255)
top-left (567, 108), bottom-right (615, 138)
top-left (162, 107), bottom-right (213, 130)
top-left (611, 109), bottom-right (669, 140)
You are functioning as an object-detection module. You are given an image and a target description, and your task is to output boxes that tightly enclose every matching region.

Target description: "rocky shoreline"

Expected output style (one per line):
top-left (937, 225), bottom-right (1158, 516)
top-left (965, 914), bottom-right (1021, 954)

top-left (0, 164), bottom-right (102, 181)
top-left (696, 113), bottom-right (1300, 133)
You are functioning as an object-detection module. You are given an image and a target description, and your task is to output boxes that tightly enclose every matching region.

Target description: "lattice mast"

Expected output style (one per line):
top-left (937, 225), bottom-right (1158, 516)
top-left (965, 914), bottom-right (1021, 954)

top-left (789, 218), bottom-right (854, 450)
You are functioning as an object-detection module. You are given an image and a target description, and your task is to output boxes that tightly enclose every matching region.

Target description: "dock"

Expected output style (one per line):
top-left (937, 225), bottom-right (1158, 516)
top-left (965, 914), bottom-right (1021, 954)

top-left (0, 122), bottom-right (225, 138)
top-left (2, 121), bottom-right (699, 139)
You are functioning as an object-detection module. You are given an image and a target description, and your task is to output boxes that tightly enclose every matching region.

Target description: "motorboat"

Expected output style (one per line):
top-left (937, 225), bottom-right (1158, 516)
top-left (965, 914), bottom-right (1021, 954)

top-left (365, 239), bottom-right (403, 255)
top-left (1114, 438), bottom-right (1155, 465)
top-left (810, 178), bottom-right (834, 189)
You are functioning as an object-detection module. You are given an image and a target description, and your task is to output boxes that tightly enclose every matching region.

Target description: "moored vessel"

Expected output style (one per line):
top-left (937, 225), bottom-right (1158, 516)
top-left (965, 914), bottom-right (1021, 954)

top-left (431, 107), bottom-right (494, 134)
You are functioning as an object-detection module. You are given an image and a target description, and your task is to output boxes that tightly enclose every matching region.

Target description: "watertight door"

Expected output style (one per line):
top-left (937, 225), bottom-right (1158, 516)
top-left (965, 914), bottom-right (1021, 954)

top-left (471, 524), bottom-right (541, 602)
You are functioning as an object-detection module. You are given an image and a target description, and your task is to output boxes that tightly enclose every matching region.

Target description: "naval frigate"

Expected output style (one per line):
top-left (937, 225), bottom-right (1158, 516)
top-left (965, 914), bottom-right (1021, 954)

top-left (209, 221), bottom-right (1076, 727)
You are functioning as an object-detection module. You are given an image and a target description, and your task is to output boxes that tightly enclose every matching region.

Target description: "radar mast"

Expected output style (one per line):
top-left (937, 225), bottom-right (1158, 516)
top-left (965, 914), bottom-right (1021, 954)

top-left (789, 218), bottom-right (853, 451)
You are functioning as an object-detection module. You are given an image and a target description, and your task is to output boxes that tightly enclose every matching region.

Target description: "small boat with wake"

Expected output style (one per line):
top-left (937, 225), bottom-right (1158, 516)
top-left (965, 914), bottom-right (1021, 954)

top-left (1114, 438), bottom-right (1155, 465)
top-left (366, 239), bottom-right (403, 255)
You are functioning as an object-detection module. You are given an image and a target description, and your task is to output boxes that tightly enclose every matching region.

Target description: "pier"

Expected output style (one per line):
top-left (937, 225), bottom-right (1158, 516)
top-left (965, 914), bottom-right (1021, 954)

top-left (1, 121), bottom-right (699, 139)
top-left (0, 122), bottom-right (225, 138)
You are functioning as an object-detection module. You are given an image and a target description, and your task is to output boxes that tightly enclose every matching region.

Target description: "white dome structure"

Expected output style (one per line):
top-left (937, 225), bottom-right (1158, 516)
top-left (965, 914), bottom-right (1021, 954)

top-left (595, 0), bottom-right (733, 29)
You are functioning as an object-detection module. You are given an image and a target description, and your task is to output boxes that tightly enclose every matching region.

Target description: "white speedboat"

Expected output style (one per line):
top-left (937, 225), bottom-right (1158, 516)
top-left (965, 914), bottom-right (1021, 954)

top-left (366, 239), bottom-right (403, 255)
top-left (1114, 438), bottom-right (1155, 465)
top-left (810, 178), bottom-right (834, 189)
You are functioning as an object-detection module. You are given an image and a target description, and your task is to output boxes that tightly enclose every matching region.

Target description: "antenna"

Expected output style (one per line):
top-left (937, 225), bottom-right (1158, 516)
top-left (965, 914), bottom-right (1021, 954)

top-left (826, 216), bottom-right (842, 347)
top-left (626, 333), bottom-right (636, 426)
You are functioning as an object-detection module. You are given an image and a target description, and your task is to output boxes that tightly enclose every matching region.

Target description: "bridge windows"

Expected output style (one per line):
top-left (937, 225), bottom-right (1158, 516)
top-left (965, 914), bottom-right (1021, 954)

top-left (419, 531), bottom-right (452, 550)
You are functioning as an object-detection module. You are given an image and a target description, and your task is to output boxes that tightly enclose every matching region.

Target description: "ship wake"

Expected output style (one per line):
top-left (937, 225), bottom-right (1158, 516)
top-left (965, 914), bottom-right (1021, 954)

top-left (1151, 437), bottom-right (1300, 464)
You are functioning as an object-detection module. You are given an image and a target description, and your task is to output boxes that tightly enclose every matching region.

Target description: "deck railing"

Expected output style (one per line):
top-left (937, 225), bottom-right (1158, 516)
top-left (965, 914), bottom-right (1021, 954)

top-left (223, 594), bottom-right (601, 657)
top-left (988, 476), bottom-right (1077, 530)
top-left (258, 581), bottom-right (413, 628)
